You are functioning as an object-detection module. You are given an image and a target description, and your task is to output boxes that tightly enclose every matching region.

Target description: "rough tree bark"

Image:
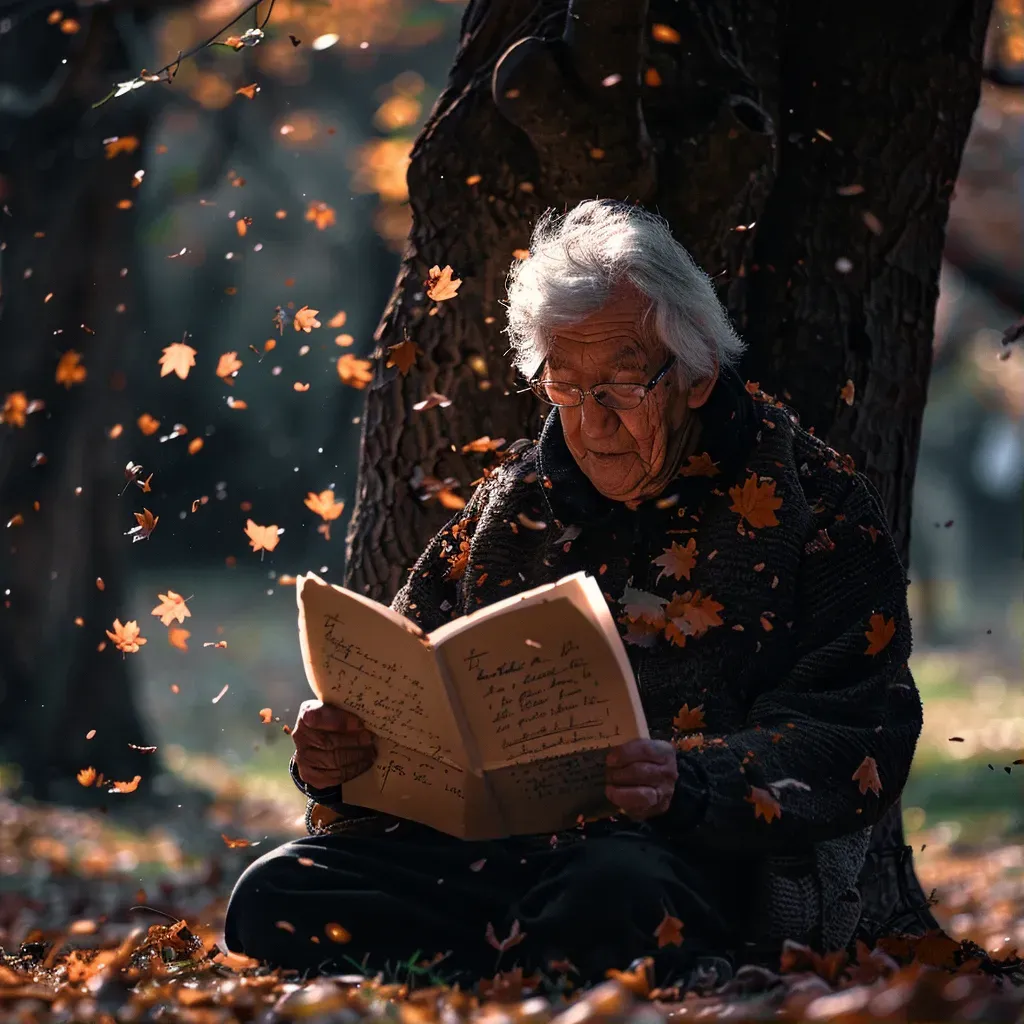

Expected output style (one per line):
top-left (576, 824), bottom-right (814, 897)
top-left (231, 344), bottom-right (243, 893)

top-left (345, 0), bottom-right (992, 945)
top-left (0, 4), bottom-right (160, 802)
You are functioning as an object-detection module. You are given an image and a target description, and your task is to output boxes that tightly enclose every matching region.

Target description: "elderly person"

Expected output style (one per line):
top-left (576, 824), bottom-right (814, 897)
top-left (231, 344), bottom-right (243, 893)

top-left (226, 200), bottom-right (922, 989)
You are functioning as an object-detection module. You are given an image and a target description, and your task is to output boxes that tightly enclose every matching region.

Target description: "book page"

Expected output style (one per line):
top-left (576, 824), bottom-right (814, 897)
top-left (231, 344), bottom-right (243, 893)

top-left (341, 736), bottom-right (501, 838)
top-left (430, 573), bottom-right (647, 771)
top-left (297, 574), bottom-right (466, 765)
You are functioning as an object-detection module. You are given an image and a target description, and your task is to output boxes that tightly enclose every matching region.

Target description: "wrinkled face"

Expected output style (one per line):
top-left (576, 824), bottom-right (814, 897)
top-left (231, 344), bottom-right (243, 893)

top-left (543, 290), bottom-right (717, 503)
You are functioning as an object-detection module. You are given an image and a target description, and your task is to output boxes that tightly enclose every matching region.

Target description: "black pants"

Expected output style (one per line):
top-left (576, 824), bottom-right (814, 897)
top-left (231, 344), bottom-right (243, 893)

top-left (225, 820), bottom-right (750, 986)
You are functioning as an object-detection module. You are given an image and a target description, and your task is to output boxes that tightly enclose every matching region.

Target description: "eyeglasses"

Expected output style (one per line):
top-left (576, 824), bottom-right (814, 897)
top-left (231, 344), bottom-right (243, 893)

top-left (524, 355), bottom-right (677, 410)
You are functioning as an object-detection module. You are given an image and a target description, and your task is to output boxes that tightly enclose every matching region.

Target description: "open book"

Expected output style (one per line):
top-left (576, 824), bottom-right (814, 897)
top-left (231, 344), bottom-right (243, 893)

top-left (296, 571), bottom-right (648, 840)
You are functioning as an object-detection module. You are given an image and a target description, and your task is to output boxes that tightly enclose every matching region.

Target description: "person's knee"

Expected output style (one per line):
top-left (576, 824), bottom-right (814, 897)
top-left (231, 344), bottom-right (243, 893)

top-left (224, 844), bottom-right (302, 957)
top-left (557, 838), bottom-right (669, 920)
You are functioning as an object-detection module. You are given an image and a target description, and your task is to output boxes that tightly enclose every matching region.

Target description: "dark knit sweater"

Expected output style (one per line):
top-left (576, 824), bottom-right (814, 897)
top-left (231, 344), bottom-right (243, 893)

top-left (297, 366), bottom-right (923, 958)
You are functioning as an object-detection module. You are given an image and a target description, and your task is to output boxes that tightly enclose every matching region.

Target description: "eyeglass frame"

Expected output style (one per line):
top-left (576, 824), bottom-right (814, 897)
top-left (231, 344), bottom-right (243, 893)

top-left (522, 354), bottom-right (678, 409)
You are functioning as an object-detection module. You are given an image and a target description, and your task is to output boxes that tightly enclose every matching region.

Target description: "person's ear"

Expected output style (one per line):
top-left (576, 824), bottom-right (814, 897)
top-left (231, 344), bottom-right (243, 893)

top-left (686, 355), bottom-right (720, 410)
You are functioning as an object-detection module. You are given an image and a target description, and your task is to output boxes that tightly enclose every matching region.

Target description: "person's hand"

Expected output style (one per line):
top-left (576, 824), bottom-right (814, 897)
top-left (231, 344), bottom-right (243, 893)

top-left (605, 739), bottom-right (679, 820)
top-left (292, 700), bottom-right (376, 790)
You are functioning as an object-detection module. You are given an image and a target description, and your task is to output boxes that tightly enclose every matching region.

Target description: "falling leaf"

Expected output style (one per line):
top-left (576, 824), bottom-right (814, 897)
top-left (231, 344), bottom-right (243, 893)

top-left (235, 83), bottom-right (259, 99)
top-left (653, 539), bottom-right (698, 582)
top-left (605, 958), bottom-right (652, 997)
top-left (327, 310), bottom-right (347, 328)
top-left (652, 23), bottom-right (681, 43)
top-left (106, 619), bottom-right (147, 654)
top-left (386, 340), bottom-right (420, 375)
top-left (1, 392), bottom-right (28, 427)
top-left (188, 438), bottom-right (204, 455)
top-left (110, 775), bottom-right (141, 793)
top-left (304, 490), bottom-right (344, 521)
top-left (275, 920), bottom-right (295, 934)
top-left (226, 396), bottom-right (248, 410)
top-left (77, 766), bottom-right (97, 787)
top-left (413, 392), bottom-right (452, 412)
top-left (137, 413), bottom-right (160, 435)
top-left (216, 351), bottom-right (242, 383)
top-left (151, 591), bottom-right (191, 627)
top-left (852, 755), bottom-right (882, 796)
top-left (55, 350), bottom-right (87, 388)
top-left (305, 202), bottom-right (336, 230)
top-left (293, 306), bottom-right (321, 332)
top-left (293, 382), bottom-right (310, 392)
top-left (245, 519), bottom-right (279, 553)
top-left (746, 786), bottom-right (782, 823)
top-left (729, 474), bottom-right (783, 528)
top-left (325, 922), bottom-right (351, 943)
top-left (336, 354), bottom-right (373, 389)
top-left (461, 436), bottom-right (505, 453)
top-left (864, 613), bottom-right (895, 655)
top-left (205, 641), bottom-right (228, 649)
top-left (672, 703), bottom-right (705, 731)
top-left (259, 708), bottom-right (273, 724)
top-left (159, 341), bottom-right (197, 380)
top-left (840, 379), bottom-right (856, 406)
top-left (104, 136), bottom-right (140, 159)
top-left (221, 834), bottom-right (252, 848)
top-left (485, 919), bottom-right (526, 953)
top-left (425, 264), bottom-right (462, 302)
top-left (127, 508), bottom-right (159, 543)
top-left (654, 910), bottom-right (684, 947)
top-left (214, 950), bottom-right (262, 970)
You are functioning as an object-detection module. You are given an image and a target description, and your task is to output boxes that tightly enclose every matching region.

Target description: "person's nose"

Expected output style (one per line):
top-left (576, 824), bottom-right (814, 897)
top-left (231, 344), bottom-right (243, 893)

top-left (580, 394), bottom-right (619, 439)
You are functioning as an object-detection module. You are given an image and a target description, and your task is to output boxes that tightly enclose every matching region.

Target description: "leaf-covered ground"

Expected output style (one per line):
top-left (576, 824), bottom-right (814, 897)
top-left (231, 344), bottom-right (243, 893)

top-left (2, 768), bottom-right (1024, 1023)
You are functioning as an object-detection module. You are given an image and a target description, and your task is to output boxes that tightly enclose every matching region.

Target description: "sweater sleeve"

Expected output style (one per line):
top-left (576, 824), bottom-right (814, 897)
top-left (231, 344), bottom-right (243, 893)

top-left (652, 471), bottom-right (923, 854)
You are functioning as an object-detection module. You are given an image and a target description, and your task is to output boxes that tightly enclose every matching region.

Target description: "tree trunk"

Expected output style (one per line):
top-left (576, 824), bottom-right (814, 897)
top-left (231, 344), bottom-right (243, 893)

top-left (0, 5), bottom-right (159, 803)
top-left (346, 0), bottom-right (992, 946)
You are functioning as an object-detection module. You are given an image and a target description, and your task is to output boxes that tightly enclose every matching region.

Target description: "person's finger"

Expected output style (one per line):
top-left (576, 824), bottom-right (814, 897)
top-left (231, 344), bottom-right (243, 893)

top-left (295, 728), bottom-right (374, 752)
top-left (606, 761), bottom-right (673, 788)
top-left (606, 783), bottom-right (660, 817)
top-left (606, 739), bottom-right (673, 767)
top-left (303, 703), bottom-right (363, 732)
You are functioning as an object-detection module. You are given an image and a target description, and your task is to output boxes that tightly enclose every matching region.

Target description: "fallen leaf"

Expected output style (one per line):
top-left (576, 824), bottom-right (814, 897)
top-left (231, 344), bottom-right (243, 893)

top-left (413, 392), bottom-right (452, 412)
top-left (425, 264), bottom-right (462, 302)
top-left (151, 591), bottom-right (191, 626)
top-left (159, 341), bottom-right (197, 380)
top-left (385, 340), bottom-right (420, 375)
top-left (864, 613), bottom-right (895, 655)
top-left (728, 474), bottom-right (783, 528)
top-left (852, 755), bottom-right (882, 796)
top-left (654, 910), bottom-right (684, 948)
top-left (55, 350), bottom-right (87, 388)
top-left (304, 490), bottom-right (344, 521)
top-left (213, 950), bottom-right (262, 970)
top-left (244, 519), bottom-right (280, 553)
top-left (105, 619), bottom-right (147, 654)
top-left (109, 775), bottom-right (141, 793)
top-left (293, 306), bottom-right (321, 332)
top-left (336, 354), bottom-right (373, 389)
top-left (653, 539), bottom-right (698, 582)
top-left (746, 786), bottom-right (782, 823)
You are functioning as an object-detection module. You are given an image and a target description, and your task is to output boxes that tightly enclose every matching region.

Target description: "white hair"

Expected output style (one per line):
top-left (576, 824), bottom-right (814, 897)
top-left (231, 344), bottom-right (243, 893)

top-left (503, 200), bottom-right (747, 382)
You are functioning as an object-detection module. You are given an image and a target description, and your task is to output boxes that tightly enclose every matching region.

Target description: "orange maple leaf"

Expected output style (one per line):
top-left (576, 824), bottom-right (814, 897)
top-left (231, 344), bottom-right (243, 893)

top-left (337, 354), bottom-right (373, 389)
top-left (137, 413), bottom-right (161, 435)
top-left (305, 201), bottom-right (336, 231)
top-left (653, 909), bottom-right (684, 948)
top-left (109, 775), bottom-right (141, 793)
top-left (104, 136), bottom-right (139, 159)
top-left (665, 590), bottom-right (724, 637)
top-left (864, 613), bottom-right (895, 655)
top-left (675, 733), bottom-right (704, 752)
top-left (168, 627), bottom-right (190, 651)
top-left (385, 340), bottom-right (420, 375)
top-left (653, 539), bottom-right (698, 582)
top-left (216, 351), bottom-right (242, 383)
top-left (55, 350), bottom-right (87, 388)
top-left (293, 306), bottom-right (321, 332)
top-left (852, 755), bottom-right (882, 796)
top-left (678, 451), bottom-right (720, 477)
top-left (672, 703), bottom-right (706, 731)
top-left (2, 392), bottom-right (28, 427)
top-left (244, 519), bottom-right (279, 553)
top-left (128, 508), bottom-right (159, 542)
top-left (425, 264), bottom-right (462, 302)
top-left (304, 490), bottom-right (344, 521)
top-left (77, 766), bottom-right (97, 787)
top-left (106, 619), bottom-right (147, 654)
top-left (729, 474), bottom-right (783, 528)
top-left (461, 435), bottom-right (506, 454)
top-left (151, 591), bottom-right (191, 627)
top-left (746, 786), bottom-right (782, 823)
top-left (159, 341), bottom-right (197, 380)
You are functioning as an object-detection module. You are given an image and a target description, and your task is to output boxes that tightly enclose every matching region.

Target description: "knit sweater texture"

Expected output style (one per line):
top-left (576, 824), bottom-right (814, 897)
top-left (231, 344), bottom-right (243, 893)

top-left (298, 366), bottom-right (923, 959)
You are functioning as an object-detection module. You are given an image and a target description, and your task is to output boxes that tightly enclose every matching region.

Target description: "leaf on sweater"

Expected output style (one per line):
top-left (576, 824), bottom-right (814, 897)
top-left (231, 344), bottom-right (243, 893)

top-left (654, 909), bottom-right (684, 947)
top-left (746, 786), bottom-right (781, 823)
top-left (620, 587), bottom-right (667, 626)
top-left (864, 613), bottom-right (895, 655)
top-left (678, 451), bottom-right (720, 477)
top-left (672, 703), bottom-right (705, 731)
top-left (665, 590), bottom-right (724, 637)
top-left (728, 474), bottom-right (783, 528)
top-left (653, 539), bottom-right (697, 582)
top-left (852, 755), bottom-right (882, 796)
